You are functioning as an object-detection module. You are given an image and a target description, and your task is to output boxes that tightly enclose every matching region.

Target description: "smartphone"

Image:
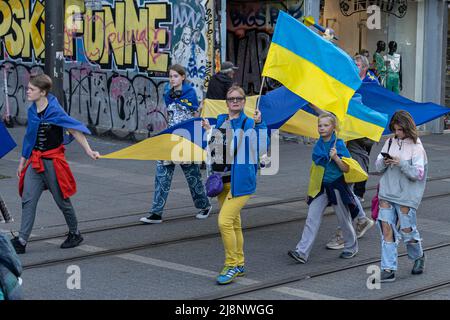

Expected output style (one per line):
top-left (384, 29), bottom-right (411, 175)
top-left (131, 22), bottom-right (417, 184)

top-left (381, 152), bottom-right (393, 160)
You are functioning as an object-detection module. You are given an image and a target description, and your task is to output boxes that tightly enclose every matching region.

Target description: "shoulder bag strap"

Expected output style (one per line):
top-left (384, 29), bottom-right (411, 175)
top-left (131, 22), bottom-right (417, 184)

top-left (387, 137), bottom-right (393, 153)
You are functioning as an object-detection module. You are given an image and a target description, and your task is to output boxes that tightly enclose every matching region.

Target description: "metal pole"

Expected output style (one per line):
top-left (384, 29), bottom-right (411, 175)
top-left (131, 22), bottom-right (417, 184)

top-left (422, 0), bottom-right (446, 134)
top-left (220, 0), bottom-right (227, 62)
top-left (304, 0), bottom-right (320, 23)
top-left (44, 0), bottom-right (65, 104)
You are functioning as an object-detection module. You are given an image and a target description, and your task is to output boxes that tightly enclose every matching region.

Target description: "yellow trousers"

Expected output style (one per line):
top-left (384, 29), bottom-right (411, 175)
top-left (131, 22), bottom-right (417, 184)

top-left (217, 183), bottom-right (251, 267)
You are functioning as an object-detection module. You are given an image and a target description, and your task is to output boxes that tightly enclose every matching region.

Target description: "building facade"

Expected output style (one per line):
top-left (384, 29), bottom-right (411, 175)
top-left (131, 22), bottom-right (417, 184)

top-left (0, 0), bottom-right (216, 139)
top-left (0, 0), bottom-right (448, 138)
top-left (223, 0), bottom-right (448, 133)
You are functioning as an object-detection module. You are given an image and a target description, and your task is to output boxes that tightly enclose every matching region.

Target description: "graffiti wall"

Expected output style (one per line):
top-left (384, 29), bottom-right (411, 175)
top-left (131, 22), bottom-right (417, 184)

top-left (0, 0), bottom-right (214, 139)
top-left (226, 1), bottom-right (304, 94)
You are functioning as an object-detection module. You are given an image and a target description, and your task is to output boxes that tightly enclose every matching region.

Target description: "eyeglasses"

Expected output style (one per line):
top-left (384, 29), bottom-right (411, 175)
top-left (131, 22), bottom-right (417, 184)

top-left (226, 96), bottom-right (245, 103)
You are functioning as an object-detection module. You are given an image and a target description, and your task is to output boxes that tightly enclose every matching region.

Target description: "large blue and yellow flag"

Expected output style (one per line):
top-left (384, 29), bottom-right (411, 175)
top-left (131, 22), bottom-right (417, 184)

top-left (103, 83), bottom-right (447, 161)
top-left (0, 120), bottom-right (16, 159)
top-left (102, 118), bottom-right (216, 161)
top-left (103, 96), bottom-right (262, 161)
top-left (219, 86), bottom-right (388, 142)
top-left (358, 83), bottom-right (450, 133)
top-left (262, 11), bottom-right (361, 120)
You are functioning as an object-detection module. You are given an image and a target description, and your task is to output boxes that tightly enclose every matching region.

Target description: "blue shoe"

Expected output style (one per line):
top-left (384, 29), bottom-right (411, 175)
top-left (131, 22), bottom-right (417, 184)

top-left (235, 265), bottom-right (245, 277)
top-left (339, 251), bottom-right (357, 259)
top-left (216, 266), bottom-right (238, 285)
top-left (288, 250), bottom-right (306, 263)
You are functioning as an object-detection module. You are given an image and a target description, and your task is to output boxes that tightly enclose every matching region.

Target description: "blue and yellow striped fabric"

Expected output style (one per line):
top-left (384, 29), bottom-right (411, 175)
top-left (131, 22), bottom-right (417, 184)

top-left (358, 83), bottom-right (450, 134)
top-left (259, 85), bottom-right (387, 142)
top-left (102, 118), bottom-right (216, 161)
top-left (203, 86), bottom-right (388, 143)
top-left (262, 11), bottom-right (361, 120)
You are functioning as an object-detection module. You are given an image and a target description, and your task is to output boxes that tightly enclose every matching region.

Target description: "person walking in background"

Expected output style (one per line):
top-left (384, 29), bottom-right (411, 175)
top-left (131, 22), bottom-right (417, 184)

top-left (205, 61), bottom-right (238, 100)
top-left (326, 55), bottom-right (376, 250)
top-left (139, 64), bottom-right (211, 224)
top-left (10, 74), bottom-right (100, 254)
top-left (375, 110), bottom-right (427, 282)
top-left (202, 85), bottom-right (268, 285)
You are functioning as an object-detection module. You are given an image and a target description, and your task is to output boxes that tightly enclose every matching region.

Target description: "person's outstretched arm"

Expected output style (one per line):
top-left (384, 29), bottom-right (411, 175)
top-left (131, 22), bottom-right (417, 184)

top-left (67, 129), bottom-right (100, 160)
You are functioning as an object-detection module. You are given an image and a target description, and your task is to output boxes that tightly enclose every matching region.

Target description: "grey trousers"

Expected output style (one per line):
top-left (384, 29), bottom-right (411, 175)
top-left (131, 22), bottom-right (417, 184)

top-left (295, 191), bottom-right (358, 261)
top-left (20, 159), bottom-right (78, 241)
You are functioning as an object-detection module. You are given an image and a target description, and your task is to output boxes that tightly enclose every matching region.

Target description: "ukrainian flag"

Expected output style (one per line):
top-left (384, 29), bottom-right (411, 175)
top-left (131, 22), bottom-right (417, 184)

top-left (282, 98), bottom-right (388, 142)
top-left (358, 83), bottom-right (450, 134)
top-left (262, 11), bottom-right (361, 120)
top-left (203, 87), bottom-right (388, 143)
top-left (102, 118), bottom-right (215, 161)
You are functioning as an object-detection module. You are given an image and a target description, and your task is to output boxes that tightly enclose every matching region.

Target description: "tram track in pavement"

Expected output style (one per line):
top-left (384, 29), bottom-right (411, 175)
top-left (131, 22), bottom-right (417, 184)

top-left (383, 281), bottom-right (450, 300)
top-left (19, 174), bottom-right (450, 244)
top-left (193, 241), bottom-right (450, 300)
top-left (21, 188), bottom-right (450, 271)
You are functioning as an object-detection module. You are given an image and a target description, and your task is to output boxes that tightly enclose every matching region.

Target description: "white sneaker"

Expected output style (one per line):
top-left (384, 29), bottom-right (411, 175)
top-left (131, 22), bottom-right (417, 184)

top-left (326, 229), bottom-right (344, 250)
top-left (139, 213), bottom-right (162, 224)
top-left (195, 206), bottom-right (212, 219)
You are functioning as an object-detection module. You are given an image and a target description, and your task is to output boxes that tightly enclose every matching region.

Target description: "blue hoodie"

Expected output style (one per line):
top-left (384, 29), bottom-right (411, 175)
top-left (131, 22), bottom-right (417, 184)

top-left (215, 111), bottom-right (268, 197)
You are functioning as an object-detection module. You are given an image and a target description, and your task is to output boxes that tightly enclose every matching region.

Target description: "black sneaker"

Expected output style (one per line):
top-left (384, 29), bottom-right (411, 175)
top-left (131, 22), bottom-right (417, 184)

top-left (10, 237), bottom-right (26, 254)
top-left (139, 213), bottom-right (162, 224)
top-left (380, 270), bottom-right (396, 283)
top-left (412, 254), bottom-right (425, 275)
top-left (195, 206), bottom-right (212, 219)
top-left (287, 250), bottom-right (306, 263)
top-left (60, 232), bottom-right (84, 249)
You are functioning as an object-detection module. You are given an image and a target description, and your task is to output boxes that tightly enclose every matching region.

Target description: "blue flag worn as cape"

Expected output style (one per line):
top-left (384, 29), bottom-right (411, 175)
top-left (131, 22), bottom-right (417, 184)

top-left (164, 83), bottom-right (199, 111)
top-left (0, 120), bottom-right (16, 159)
top-left (22, 94), bottom-right (91, 159)
top-left (312, 133), bottom-right (351, 167)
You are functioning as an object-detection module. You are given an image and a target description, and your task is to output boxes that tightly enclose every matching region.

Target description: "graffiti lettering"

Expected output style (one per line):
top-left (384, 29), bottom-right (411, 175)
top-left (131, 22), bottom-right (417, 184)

top-left (227, 1), bottom-right (303, 34)
top-left (0, 62), bottom-right (168, 139)
top-left (1, 0), bottom-right (213, 139)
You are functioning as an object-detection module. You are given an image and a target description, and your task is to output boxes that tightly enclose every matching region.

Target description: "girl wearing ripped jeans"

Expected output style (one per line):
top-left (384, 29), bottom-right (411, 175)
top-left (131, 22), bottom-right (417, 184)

top-left (375, 110), bottom-right (427, 282)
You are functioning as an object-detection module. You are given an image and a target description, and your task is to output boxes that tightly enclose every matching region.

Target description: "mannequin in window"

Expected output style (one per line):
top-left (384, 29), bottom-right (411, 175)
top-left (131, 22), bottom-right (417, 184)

top-left (373, 40), bottom-right (386, 84)
top-left (384, 41), bottom-right (402, 93)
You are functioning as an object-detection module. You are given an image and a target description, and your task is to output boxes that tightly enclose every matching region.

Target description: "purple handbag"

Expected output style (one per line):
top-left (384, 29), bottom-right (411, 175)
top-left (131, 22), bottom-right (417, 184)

top-left (205, 173), bottom-right (224, 197)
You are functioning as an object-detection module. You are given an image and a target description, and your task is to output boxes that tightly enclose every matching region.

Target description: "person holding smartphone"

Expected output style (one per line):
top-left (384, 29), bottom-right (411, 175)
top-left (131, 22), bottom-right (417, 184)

top-left (375, 110), bottom-right (427, 282)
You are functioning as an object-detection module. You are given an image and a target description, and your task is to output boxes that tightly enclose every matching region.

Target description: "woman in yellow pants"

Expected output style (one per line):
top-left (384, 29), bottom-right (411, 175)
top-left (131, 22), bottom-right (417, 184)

top-left (202, 85), bottom-right (268, 284)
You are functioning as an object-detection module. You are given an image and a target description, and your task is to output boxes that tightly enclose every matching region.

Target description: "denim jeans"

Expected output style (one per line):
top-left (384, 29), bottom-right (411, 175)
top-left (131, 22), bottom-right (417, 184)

top-left (150, 161), bottom-right (210, 216)
top-left (377, 201), bottom-right (423, 271)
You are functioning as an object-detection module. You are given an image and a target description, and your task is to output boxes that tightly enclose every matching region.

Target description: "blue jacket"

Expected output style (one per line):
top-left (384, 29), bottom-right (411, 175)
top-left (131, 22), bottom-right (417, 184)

top-left (215, 111), bottom-right (268, 197)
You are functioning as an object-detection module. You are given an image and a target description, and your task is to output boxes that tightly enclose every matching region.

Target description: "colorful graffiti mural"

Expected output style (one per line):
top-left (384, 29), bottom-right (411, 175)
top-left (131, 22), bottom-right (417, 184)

top-left (226, 1), bottom-right (304, 94)
top-left (0, 61), bottom-right (168, 139)
top-left (0, 0), bottom-right (213, 139)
